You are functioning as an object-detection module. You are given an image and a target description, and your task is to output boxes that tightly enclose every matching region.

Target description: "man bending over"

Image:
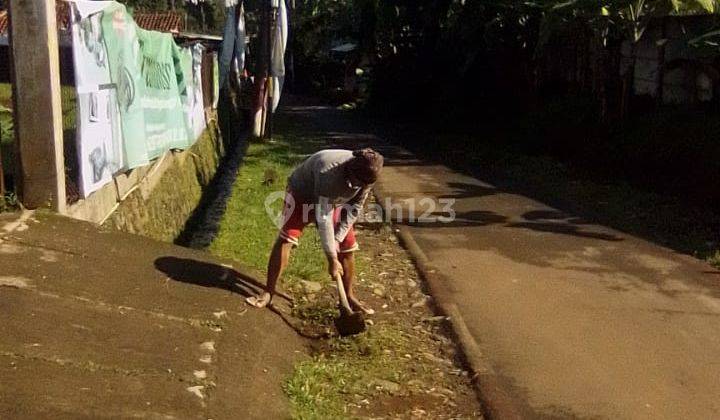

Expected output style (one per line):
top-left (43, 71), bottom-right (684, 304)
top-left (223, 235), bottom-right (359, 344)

top-left (246, 148), bottom-right (384, 314)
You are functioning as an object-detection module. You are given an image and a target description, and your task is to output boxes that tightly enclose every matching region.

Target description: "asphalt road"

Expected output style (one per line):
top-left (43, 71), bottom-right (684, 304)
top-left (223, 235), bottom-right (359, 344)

top-left (377, 153), bottom-right (720, 419)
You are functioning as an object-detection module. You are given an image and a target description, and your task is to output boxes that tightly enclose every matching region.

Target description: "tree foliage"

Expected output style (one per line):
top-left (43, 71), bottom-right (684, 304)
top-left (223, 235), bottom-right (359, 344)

top-left (289, 0), bottom-right (717, 115)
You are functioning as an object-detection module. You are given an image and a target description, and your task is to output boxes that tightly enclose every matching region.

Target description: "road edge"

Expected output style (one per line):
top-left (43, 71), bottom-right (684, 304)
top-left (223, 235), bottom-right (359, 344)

top-left (373, 185), bottom-right (525, 420)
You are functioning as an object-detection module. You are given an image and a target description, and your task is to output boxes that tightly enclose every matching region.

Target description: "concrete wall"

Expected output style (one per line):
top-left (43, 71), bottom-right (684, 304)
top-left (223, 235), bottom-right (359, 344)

top-left (66, 115), bottom-right (227, 242)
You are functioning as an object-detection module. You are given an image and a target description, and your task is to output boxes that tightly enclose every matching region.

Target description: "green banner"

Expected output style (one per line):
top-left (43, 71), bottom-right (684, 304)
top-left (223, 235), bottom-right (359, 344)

top-left (100, 3), bottom-right (192, 167)
top-left (101, 3), bottom-right (148, 168)
top-left (137, 29), bottom-right (192, 157)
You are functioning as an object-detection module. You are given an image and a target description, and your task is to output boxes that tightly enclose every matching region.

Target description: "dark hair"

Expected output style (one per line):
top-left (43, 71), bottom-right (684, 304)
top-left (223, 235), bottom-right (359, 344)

top-left (349, 148), bottom-right (384, 184)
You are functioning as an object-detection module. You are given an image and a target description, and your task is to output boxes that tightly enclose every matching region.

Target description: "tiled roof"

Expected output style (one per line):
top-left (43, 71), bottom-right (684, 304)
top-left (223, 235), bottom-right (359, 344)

top-left (0, 2), bottom-right (70, 35)
top-left (0, 11), bottom-right (7, 35)
top-left (0, 7), bottom-right (182, 37)
top-left (133, 11), bottom-right (184, 34)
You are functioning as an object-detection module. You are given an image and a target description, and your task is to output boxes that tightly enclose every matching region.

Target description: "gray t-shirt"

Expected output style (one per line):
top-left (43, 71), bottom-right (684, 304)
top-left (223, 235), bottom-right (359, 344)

top-left (288, 149), bottom-right (370, 258)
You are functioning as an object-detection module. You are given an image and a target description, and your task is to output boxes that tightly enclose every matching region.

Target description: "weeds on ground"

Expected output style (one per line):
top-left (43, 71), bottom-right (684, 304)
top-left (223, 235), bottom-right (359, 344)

top-left (707, 251), bottom-right (720, 268)
top-left (0, 192), bottom-right (18, 213)
top-left (285, 325), bottom-right (417, 419)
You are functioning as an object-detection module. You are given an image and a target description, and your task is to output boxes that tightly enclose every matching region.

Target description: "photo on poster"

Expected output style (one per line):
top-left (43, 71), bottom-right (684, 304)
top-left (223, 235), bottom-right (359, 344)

top-left (76, 88), bottom-right (124, 196)
top-left (71, 4), bottom-right (126, 197)
top-left (74, 13), bottom-right (110, 92)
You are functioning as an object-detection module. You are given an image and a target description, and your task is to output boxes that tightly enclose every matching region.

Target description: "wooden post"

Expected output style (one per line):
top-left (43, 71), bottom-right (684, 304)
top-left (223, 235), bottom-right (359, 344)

top-left (7, 0), bottom-right (66, 212)
top-left (251, 0), bottom-right (270, 139)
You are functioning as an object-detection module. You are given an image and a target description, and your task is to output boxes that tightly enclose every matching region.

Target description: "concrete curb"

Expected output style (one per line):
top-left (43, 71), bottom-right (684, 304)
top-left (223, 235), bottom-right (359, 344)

top-left (373, 185), bottom-right (525, 420)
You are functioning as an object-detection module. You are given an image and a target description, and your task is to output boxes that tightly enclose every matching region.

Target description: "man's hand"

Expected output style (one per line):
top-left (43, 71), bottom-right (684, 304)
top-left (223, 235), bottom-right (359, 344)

top-left (328, 256), bottom-right (344, 278)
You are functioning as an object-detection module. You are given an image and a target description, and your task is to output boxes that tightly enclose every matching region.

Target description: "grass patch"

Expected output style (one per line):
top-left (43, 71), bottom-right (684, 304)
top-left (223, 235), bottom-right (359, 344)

top-left (209, 136), bottom-right (329, 284)
top-left (210, 108), bottom-right (481, 419)
top-left (1, 107), bottom-right (13, 182)
top-left (1, 83), bottom-right (13, 189)
top-left (284, 325), bottom-right (427, 419)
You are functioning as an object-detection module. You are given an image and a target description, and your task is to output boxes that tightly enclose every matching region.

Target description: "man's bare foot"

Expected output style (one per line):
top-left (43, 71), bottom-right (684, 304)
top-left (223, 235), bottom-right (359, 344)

top-left (246, 292), bottom-right (272, 308)
top-left (348, 296), bottom-right (375, 315)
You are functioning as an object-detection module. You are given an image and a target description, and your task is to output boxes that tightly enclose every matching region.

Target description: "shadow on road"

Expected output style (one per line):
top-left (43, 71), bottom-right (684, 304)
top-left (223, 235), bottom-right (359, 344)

top-left (154, 256), bottom-right (263, 297)
top-left (506, 221), bottom-right (623, 241)
top-left (438, 182), bottom-right (499, 200)
top-left (507, 210), bottom-right (623, 241)
top-left (153, 257), bottom-right (324, 337)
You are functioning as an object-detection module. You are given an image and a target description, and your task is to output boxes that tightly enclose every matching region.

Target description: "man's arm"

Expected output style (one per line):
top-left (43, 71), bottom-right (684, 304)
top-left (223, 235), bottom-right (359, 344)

top-left (315, 196), bottom-right (337, 258)
top-left (334, 186), bottom-right (370, 243)
top-left (313, 167), bottom-right (344, 277)
top-left (315, 196), bottom-right (344, 278)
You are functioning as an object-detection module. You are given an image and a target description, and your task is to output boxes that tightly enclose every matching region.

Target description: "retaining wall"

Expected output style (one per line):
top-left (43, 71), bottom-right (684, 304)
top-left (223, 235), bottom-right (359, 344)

top-left (66, 114), bottom-right (227, 242)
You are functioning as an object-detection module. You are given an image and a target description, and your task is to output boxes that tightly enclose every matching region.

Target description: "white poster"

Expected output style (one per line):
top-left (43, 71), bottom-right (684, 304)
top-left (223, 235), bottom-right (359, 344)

top-left (70, 4), bottom-right (124, 197)
top-left (76, 90), bottom-right (123, 191)
top-left (186, 43), bottom-right (207, 140)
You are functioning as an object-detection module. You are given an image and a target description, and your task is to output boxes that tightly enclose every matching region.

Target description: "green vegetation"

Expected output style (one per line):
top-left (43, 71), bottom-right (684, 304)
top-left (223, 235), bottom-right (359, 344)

top-left (0, 83), bottom-right (76, 201)
top-left (208, 131), bottom-right (362, 417)
top-left (209, 136), bottom-right (328, 284)
top-left (0, 83), bottom-right (13, 189)
top-left (708, 251), bottom-right (720, 267)
top-left (285, 325), bottom-right (424, 419)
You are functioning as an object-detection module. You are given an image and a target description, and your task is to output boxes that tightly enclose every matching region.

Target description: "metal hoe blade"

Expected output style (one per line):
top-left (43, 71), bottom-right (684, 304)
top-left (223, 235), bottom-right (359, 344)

top-left (334, 273), bottom-right (366, 336)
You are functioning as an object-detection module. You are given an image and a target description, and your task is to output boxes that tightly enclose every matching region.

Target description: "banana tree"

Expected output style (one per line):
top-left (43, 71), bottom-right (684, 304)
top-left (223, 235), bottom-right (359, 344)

top-left (540, 0), bottom-right (715, 118)
top-left (615, 0), bottom-right (715, 114)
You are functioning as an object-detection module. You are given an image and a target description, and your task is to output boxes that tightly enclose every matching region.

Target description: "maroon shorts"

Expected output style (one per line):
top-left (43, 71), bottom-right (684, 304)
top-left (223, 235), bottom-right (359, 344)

top-left (278, 190), bottom-right (358, 253)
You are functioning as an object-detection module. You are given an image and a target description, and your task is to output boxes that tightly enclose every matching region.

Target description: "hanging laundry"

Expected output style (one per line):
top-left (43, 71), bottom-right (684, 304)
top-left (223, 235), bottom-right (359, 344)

top-left (219, 2), bottom-right (246, 89)
top-left (270, 0), bottom-right (287, 112)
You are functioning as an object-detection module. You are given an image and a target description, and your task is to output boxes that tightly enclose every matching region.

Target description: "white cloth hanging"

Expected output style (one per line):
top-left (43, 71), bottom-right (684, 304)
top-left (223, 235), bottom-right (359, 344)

top-left (270, 0), bottom-right (287, 112)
